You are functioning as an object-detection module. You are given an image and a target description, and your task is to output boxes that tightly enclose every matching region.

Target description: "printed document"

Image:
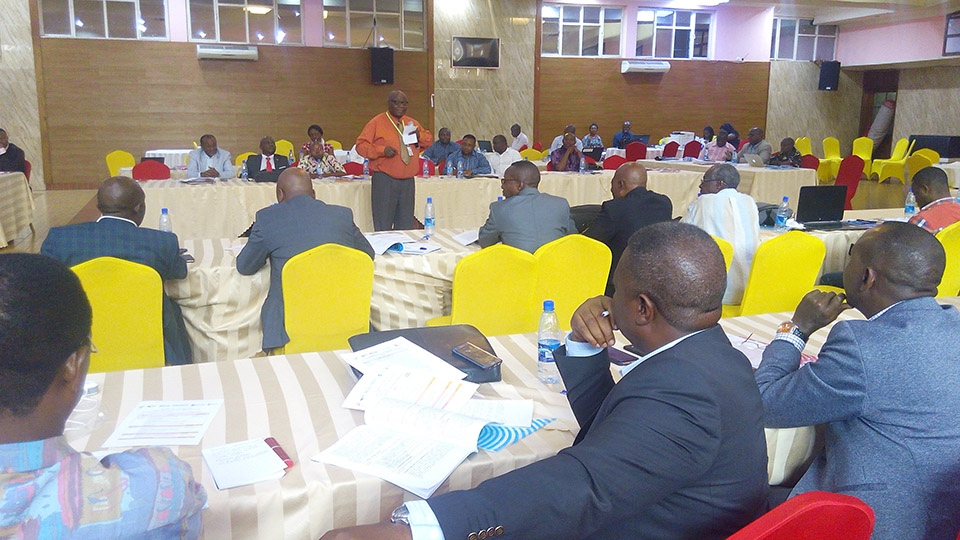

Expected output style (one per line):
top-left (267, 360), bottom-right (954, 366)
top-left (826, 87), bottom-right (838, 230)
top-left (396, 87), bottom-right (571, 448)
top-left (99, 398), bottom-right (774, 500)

top-left (102, 400), bottom-right (223, 448)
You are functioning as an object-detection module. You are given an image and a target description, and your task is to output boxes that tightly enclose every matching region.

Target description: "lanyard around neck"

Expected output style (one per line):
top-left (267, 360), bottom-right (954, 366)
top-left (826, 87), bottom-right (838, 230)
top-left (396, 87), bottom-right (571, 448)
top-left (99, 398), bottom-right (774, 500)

top-left (385, 112), bottom-right (405, 135)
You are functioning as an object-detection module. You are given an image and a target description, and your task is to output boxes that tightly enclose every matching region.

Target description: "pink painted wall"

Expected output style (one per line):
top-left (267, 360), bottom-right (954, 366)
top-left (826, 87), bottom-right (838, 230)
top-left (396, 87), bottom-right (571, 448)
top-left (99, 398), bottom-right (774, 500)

top-left (836, 16), bottom-right (944, 65)
top-left (713, 5), bottom-right (774, 62)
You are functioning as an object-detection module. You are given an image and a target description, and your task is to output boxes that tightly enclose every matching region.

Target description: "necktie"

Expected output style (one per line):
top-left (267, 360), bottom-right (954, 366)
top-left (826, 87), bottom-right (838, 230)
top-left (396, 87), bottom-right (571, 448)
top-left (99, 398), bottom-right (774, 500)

top-left (266, 157), bottom-right (273, 171)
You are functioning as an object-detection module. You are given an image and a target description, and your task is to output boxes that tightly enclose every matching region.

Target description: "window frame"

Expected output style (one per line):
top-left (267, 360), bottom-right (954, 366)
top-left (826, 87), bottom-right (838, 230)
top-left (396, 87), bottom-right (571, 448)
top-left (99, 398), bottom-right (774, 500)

top-left (945, 10), bottom-right (960, 56)
top-left (321, 0), bottom-right (426, 51)
top-left (187, 0), bottom-right (304, 45)
top-left (770, 17), bottom-right (837, 61)
top-left (540, 4), bottom-right (624, 58)
top-left (633, 8), bottom-right (712, 60)
top-left (39, 0), bottom-right (170, 40)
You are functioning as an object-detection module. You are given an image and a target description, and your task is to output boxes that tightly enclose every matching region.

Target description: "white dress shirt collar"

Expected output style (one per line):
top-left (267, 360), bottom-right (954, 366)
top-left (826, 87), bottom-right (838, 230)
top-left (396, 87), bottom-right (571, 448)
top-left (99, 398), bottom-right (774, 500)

top-left (97, 215), bottom-right (138, 226)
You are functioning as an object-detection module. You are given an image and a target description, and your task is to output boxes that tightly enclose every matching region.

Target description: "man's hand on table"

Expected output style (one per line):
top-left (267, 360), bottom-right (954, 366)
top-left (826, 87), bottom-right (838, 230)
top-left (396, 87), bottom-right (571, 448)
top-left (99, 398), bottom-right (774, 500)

top-left (201, 167), bottom-right (220, 178)
top-left (320, 522), bottom-right (412, 540)
top-left (384, 146), bottom-right (398, 158)
top-left (569, 295), bottom-right (617, 348)
top-left (792, 289), bottom-right (851, 336)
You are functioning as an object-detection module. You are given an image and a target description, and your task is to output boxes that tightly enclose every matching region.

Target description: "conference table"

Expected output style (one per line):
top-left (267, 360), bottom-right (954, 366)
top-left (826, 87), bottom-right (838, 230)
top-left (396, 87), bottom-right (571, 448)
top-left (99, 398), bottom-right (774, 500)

top-left (0, 171), bottom-right (35, 248)
top-left (72, 294), bottom-right (960, 539)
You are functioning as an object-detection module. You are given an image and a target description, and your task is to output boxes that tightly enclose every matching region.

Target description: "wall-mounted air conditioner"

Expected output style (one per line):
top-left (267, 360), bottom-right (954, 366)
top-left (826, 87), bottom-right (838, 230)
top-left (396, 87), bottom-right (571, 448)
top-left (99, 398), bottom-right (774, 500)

top-left (620, 60), bottom-right (671, 74)
top-left (196, 44), bottom-right (259, 61)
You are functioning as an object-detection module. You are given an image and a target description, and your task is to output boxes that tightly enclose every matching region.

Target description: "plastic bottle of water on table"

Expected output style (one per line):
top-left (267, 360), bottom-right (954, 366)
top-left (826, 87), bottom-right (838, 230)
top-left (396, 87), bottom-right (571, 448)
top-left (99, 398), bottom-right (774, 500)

top-left (240, 160), bottom-right (248, 181)
top-left (774, 196), bottom-right (790, 232)
top-left (904, 188), bottom-right (917, 217)
top-left (579, 155), bottom-right (586, 173)
top-left (423, 160), bottom-right (430, 178)
top-left (538, 300), bottom-right (562, 385)
top-left (363, 158), bottom-right (370, 177)
top-left (424, 197), bottom-right (435, 237)
top-left (444, 160), bottom-right (453, 176)
top-left (457, 159), bottom-right (464, 179)
top-left (288, 149), bottom-right (295, 166)
top-left (159, 208), bottom-right (173, 233)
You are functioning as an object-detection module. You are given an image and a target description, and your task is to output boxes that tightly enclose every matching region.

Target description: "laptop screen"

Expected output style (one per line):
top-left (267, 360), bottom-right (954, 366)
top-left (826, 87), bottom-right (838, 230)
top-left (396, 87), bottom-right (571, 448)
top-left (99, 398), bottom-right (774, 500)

top-left (795, 185), bottom-right (847, 223)
top-left (477, 140), bottom-right (493, 152)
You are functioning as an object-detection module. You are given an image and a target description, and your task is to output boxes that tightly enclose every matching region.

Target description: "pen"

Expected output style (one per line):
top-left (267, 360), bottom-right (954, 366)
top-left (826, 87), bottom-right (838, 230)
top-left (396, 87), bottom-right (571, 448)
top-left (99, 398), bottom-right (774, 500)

top-left (421, 234), bottom-right (431, 241)
top-left (264, 437), bottom-right (294, 470)
top-left (600, 310), bottom-right (610, 317)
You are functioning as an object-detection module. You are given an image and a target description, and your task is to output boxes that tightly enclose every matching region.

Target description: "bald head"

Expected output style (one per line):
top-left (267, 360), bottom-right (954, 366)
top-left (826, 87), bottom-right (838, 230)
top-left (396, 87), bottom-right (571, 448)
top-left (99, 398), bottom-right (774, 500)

top-left (851, 221), bottom-right (945, 297)
top-left (505, 160), bottom-right (541, 188)
top-left (912, 166), bottom-right (951, 208)
top-left (387, 90), bottom-right (409, 119)
top-left (97, 176), bottom-right (146, 225)
top-left (276, 167), bottom-right (315, 203)
top-left (611, 162), bottom-right (647, 199)
top-left (564, 124), bottom-right (576, 135)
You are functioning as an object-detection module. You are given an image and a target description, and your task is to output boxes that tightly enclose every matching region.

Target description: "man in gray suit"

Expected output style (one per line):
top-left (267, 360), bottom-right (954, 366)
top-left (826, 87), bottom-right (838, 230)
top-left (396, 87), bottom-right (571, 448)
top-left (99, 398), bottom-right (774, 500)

top-left (736, 127), bottom-right (773, 165)
top-left (237, 168), bottom-right (374, 352)
top-left (478, 160), bottom-right (575, 253)
top-left (756, 221), bottom-right (960, 540)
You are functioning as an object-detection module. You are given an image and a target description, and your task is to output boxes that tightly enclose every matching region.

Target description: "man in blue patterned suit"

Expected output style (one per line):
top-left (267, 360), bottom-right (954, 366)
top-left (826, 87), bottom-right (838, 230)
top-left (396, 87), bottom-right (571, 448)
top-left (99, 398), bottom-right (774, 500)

top-left (41, 176), bottom-right (192, 365)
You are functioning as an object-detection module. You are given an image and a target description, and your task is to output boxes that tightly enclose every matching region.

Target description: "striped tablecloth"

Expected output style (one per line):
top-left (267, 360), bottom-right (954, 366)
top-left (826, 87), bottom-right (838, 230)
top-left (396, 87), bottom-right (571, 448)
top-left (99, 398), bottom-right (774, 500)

top-left (0, 172), bottom-right (34, 248)
top-left (145, 149), bottom-right (193, 168)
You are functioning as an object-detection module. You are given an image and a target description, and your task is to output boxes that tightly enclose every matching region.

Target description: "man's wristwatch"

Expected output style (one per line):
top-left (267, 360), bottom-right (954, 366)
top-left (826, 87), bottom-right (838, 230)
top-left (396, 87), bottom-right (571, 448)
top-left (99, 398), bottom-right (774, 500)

top-left (390, 505), bottom-right (411, 526)
top-left (778, 321), bottom-right (808, 341)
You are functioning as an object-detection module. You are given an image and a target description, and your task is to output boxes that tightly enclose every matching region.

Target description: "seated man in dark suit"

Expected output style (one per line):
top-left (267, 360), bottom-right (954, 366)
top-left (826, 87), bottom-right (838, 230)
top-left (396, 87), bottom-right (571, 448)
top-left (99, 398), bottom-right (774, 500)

top-left (478, 160), bottom-right (575, 253)
top-left (247, 136), bottom-right (290, 182)
top-left (40, 176), bottom-right (193, 365)
top-left (237, 168), bottom-right (375, 353)
top-left (0, 128), bottom-right (26, 173)
top-left (585, 162), bottom-right (673, 295)
top-left (322, 222), bottom-right (770, 540)
top-left (756, 221), bottom-right (960, 540)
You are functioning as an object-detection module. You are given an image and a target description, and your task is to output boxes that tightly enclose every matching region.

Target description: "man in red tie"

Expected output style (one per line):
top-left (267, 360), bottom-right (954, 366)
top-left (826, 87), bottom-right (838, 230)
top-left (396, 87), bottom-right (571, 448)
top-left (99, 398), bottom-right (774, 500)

top-left (248, 136), bottom-right (289, 182)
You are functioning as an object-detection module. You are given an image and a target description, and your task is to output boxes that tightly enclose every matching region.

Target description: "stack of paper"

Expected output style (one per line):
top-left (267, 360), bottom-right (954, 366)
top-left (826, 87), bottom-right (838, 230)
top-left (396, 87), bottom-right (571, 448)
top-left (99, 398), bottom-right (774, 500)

top-left (202, 438), bottom-right (290, 490)
top-left (102, 400), bottom-right (223, 448)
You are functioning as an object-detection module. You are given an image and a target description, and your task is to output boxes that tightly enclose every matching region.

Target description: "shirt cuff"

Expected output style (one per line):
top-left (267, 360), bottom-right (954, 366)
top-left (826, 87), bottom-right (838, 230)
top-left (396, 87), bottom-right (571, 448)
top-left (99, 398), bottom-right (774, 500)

top-left (563, 331), bottom-right (604, 357)
top-left (774, 330), bottom-right (806, 353)
top-left (405, 501), bottom-right (446, 540)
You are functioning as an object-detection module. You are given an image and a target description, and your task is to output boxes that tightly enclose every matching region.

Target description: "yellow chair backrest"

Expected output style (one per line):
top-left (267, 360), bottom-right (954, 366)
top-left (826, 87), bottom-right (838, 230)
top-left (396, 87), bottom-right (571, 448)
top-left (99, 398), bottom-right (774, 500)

top-left (275, 139), bottom-right (296, 160)
top-left (534, 235), bottom-right (611, 331)
top-left (851, 136), bottom-right (874, 176)
top-left (520, 148), bottom-right (543, 162)
top-left (449, 245), bottom-right (539, 336)
top-left (281, 244), bottom-right (374, 353)
top-left (236, 151), bottom-right (257, 167)
top-left (888, 138), bottom-right (910, 161)
top-left (712, 235), bottom-right (734, 272)
top-left (737, 232), bottom-right (826, 317)
top-left (878, 162), bottom-right (905, 184)
top-left (105, 150), bottom-right (136, 177)
top-left (823, 137), bottom-right (841, 160)
top-left (71, 257), bottom-right (165, 372)
top-left (906, 154), bottom-right (932, 183)
top-left (327, 139), bottom-right (343, 151)
top-left (794, 137), bottom-right (812, 156)
top-left (912, 148), bottom-right (940, 164)
top-left (936, 221), bottom-right (960, 298)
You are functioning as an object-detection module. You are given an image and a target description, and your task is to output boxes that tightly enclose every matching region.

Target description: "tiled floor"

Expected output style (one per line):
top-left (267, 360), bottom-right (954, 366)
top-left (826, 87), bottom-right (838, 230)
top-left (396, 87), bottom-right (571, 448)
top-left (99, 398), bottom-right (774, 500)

top-left (0, 189), bottom-right (96, 254)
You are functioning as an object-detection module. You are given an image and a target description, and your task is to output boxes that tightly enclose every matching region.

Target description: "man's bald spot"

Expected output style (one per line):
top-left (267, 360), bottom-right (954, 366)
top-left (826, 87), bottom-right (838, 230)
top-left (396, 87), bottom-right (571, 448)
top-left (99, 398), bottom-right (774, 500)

top-left (388, 90), bottom-right (407, 103)
top-left (614, 162), bottom-right (648, 189)
top-left (564, 124), bottom-right (576, 134)
top-left (97, 176), bottom-right (144, 215)
top-left (507, 160), bottom-right (541, 188)
top-left (277, 167), bottom-right (315, 200)
top-left (856, 222), bottom-right (944, 293)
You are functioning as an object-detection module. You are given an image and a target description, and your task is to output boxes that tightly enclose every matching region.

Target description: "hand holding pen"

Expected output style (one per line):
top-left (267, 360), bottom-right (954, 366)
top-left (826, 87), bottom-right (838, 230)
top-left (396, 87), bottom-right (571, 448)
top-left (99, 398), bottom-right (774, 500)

top-left (569, 296), bottom-right (618, 348)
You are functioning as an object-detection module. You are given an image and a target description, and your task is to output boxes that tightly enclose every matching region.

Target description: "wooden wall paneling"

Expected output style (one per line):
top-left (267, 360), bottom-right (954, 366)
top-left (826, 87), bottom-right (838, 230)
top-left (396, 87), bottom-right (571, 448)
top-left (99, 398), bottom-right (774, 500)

top-left (37, 39), bottom-right (430, 186)
top-left (537, 57), bottom-right (770, 148)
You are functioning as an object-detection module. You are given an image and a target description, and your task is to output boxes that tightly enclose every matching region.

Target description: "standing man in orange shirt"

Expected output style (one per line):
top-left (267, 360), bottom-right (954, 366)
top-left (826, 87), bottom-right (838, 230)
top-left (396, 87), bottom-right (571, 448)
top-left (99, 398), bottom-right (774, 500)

top-left (357, 90), bottom-right (433, 231)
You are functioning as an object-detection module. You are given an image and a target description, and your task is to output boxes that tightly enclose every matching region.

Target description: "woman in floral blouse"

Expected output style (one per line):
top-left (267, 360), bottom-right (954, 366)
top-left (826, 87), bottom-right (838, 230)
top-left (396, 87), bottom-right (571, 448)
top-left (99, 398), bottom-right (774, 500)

top-left (582, 123), bottom-right (603, 149)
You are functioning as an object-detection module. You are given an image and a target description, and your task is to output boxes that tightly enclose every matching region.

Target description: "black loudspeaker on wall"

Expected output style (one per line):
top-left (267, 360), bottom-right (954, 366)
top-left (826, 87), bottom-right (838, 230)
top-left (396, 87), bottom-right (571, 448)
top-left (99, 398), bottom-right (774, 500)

top-left (370, 47), bottom-right (394, 85)
top-left (818, 61), bottom-right (841, 91)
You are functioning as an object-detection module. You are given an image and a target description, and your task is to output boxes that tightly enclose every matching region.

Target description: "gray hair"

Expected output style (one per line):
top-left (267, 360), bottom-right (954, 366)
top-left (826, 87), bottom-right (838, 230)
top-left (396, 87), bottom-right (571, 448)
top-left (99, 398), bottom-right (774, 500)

top-left (708, 163), bottom-right (741, 189)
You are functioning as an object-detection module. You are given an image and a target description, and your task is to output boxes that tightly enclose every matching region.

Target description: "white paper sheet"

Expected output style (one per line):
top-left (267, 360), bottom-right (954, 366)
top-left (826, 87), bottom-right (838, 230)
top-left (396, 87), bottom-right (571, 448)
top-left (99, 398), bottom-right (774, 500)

top-left (342, 366), bottom-right (477, 412)
top-left (202, 438), bottom-right (287, 490)
top-left (364, 232), bottom-right (410, 255)
top-left (458, 399), bottom-right (535, 428)
top-left (402, 122), bottom-right (419, 146)
top-left (452, 229), bottom-right (480, 246)
top-left (398, 242), bottom-right (440, 254)
top-left (339, 337), bottom-right (467, 380)
top-left (102, 400), bottom-right (223, 448)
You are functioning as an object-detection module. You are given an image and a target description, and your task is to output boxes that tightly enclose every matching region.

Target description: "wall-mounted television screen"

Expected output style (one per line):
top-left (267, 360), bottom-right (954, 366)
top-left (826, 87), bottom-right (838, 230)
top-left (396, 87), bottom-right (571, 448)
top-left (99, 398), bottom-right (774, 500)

top-left (452, 37), bottom-right (500, 69)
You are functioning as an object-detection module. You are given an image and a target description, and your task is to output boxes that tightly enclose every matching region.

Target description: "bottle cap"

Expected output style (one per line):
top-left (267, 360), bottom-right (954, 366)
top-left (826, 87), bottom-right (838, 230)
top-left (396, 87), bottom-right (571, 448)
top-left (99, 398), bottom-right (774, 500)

top-left (427, 197), bottom-right (432, 203)
top-left (543, 300), bottom-right (554, 311)
top-left (782, 196), bottom-right (788, 202)
top-left (161, 208), bottom-right (168, 214)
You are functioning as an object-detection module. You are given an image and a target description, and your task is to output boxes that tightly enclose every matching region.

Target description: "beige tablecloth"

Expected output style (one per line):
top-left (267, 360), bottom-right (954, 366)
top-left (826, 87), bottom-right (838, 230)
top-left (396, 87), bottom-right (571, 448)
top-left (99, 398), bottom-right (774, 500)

top-left (0, 172), bottom-right (34, 248)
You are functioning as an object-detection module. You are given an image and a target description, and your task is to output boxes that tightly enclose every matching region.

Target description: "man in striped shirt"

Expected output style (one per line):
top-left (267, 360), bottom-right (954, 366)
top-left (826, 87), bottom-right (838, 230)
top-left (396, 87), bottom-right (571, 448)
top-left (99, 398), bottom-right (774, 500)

top-left (909, 167), bottom-right (960, 234)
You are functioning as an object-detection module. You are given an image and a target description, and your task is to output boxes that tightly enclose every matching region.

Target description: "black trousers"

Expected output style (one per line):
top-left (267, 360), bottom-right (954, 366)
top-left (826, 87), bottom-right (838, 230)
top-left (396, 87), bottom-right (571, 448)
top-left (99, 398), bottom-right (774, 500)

top-left (371, 171), bottom-right (416, 231)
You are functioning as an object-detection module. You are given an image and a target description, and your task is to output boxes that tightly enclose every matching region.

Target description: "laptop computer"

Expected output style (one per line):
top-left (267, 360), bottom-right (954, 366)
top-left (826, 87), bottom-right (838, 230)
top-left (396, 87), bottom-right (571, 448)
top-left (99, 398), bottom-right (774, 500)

top-left (477, 140), bottom-right (493, 152)
top-left (583, 147), bottom-right (604, 162)
top-left (745, 154), bottom-right (765, 167)
top-left (142, 156), bottom-right (164, 164)
top-left (795, 185), bottom-right (875, 230)
top-left (631, 134), bottom-right (651, 145)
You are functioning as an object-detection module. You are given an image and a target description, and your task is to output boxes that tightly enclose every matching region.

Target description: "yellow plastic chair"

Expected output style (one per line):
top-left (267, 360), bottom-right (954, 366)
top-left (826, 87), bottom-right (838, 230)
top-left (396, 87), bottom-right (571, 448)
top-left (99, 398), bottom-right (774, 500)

top-left (520, 148), bottom-right (543, 162)
top-left (712, 235), bottom-right (734, 272)
top-left (327, 139), bottom-right (343, 151)
top-left (912, 148), bottom-right (940, 165)
top-left (878, 162), bottom-right (906, 185)
top-left (819, 137), bottom-right (842, 181)
top-left (71, 257), bottom-right (165, 372)
top-left (235, 151), bottom-right (257, 167)
top-left (105, 150), bottom-right (136, 177)
top-left (279, 244), bottom-right (374, 353)
top-left (906, 154), bottom-right (933, 184)
top-left (794, 137), bottom-right (812, 157)
top-left (722, 232), bottom-right (826, 318)
top-left (426, 245), bottom-right (539, 336)
top-left (814, 284), bottom-right (845, 295)
top-left (534, 235), bottom-right (611, 331)
top-left (851, 137), bottom-right (874, 178)
top-left (936, 221), bottom-right (960, 297)
top-left (871, 138), bottom-right (915, 177)
top-left (275, 139), bottom-right (296, 160)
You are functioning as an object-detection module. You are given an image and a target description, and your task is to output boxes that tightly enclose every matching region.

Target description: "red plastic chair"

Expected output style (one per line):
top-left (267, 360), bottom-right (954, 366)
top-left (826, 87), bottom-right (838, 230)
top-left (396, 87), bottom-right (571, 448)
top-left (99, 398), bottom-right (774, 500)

top-left (683, 141), bottom-right (703, 158)
top-left (343, 161), bottom-right (364, 175)
top-left (518, 145), bottom-right (528, 152)
top-left (532, 141), bottom-right (543, 151)
top-left (131, 160), bottom-right (171, 180)
top-left (738, 139), bottom-right (750, 152)
top-left (800, 154), bottom-right (820, 171)
top-left (727, 491), bottom-right (874, 540)
top-left (602, 155), bottom-right (627, 170)
top-left (835, 154), bottom-right (865, 210)
top-left (625, 141), bottom-right (647, 161)
top-left (418, 158), bottom-right (436, 176)
top-left (24, 160), bottom-right (32, 181)
top-left (546, 160), bottom-right (555, 171)
top-left (584, 156), bottom-right (597, 167)
top-left (661, 141), bottom-right (680, 158)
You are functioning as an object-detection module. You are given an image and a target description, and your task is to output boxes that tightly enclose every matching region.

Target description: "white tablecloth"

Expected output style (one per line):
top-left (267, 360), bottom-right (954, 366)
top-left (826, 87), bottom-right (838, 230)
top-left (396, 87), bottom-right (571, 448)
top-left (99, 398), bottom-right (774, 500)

top-left (0, 172), bottom-right (34, 248)
top-left (145, 149), bottom-right (193, 168)
top-left (604, 146), bottom-right (663, 160)
top-left (939, 162), bottom-right (960, 189)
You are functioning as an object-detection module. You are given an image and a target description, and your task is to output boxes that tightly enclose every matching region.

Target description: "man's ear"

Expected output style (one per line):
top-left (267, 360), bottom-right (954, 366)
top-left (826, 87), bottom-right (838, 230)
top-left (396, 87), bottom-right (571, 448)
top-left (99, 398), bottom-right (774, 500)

top-left (860, 266), bottom-right (878, 291)
top-left (634, 293), bottom-right (657, 327)
top-left (60, 347), bottom-right (87, 390)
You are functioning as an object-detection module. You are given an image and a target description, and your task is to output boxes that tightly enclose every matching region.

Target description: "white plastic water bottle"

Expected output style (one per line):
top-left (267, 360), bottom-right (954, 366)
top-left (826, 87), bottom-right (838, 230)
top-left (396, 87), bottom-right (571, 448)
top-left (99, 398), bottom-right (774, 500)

top-left (424, 197), bottom-right (435, 236)
top-left (159, 208), bottom-right (173, 233)
top-left (537, 300), bottom-right (562, 385)
top-left (775, 196), bottom-right (790, 232)
top-left (363, 158), bottom-right (370, 177)
top-left (904, 188), bottom-right (917, 216)
top-left (423, 160), bottom-right (430, 177)
top-left (444, 160), bottom-right (453, 176)
top-left (579, 156), bottom-right (586, 173)
top-left (288, 149), bottom-right (295, 165)
top-left (457, 158), bottom-right (464, 179)
top-left (240, 159), bottom-right (248, 181)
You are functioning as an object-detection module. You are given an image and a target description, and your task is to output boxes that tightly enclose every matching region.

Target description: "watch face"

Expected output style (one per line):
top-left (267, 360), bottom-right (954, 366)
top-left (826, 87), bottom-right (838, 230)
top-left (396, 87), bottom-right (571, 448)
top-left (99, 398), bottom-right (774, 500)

top-left (778, 322), bottom-right (794, 333)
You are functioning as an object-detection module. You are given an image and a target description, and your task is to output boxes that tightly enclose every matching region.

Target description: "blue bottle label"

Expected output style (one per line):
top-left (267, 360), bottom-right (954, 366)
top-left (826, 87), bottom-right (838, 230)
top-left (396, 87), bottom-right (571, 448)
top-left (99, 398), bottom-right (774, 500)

top-left (538, 339), bottom-right (561, 363)
top-left (424, 217), bottom-right (435, 228)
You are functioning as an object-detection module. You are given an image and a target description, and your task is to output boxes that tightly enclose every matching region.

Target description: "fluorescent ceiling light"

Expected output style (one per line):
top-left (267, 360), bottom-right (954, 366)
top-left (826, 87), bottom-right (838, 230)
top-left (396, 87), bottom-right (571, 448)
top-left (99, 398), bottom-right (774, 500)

top-left (245, 6), bottom-right (272, 15)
